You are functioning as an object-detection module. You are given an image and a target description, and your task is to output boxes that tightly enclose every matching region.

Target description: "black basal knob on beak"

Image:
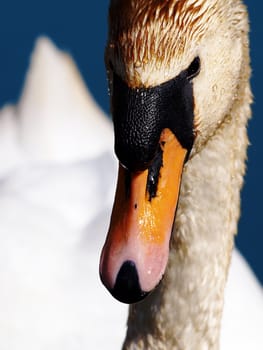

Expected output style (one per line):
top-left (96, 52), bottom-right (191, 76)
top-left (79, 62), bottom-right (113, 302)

top-left (111, 71), bottom-right (195, 172)
top-left (112, 73), bottom-right (164, 172)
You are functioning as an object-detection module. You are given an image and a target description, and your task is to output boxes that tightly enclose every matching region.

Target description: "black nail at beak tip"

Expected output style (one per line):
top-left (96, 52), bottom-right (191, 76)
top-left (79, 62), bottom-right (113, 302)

top-left (110, 260), bottom-right (149, 304)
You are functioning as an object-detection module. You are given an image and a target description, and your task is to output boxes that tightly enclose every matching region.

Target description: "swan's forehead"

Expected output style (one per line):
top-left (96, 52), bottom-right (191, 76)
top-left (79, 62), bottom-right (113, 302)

top-left (108, 0), bottom-right (218, 87)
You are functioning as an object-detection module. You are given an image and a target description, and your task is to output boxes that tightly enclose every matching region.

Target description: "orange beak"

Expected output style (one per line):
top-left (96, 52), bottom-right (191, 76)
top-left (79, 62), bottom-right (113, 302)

top-left (100, 128), bottom-right (187, 303)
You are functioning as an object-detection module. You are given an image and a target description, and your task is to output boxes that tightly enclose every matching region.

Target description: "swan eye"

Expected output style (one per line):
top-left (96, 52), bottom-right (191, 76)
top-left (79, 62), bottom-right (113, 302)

top-left (186, 56), bottom-right (201, 80)
top-left (109, 60), bottom-right (114, 71)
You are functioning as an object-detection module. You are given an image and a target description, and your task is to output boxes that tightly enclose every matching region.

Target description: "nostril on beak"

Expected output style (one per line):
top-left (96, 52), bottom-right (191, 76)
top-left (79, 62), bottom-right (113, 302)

top-left (111, 260), bottom-right (149, 304)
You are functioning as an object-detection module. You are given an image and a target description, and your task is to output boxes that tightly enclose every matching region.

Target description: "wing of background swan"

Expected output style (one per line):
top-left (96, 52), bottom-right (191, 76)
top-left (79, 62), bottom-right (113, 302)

top-left (221, 249), bottom-right (263, 348)
top-left (0, 37), bottom-right (127, 350)
top-left (0, 37), bottom-right (261, 349)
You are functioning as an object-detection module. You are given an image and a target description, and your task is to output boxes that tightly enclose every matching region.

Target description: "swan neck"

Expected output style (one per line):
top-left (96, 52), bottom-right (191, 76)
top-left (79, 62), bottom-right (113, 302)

top-left (122, 83), bottom-right (251, 350)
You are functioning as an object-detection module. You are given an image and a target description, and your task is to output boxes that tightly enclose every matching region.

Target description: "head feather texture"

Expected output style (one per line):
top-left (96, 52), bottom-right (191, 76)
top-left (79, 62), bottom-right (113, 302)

top-left (106, 0), bottom-right (247, 87)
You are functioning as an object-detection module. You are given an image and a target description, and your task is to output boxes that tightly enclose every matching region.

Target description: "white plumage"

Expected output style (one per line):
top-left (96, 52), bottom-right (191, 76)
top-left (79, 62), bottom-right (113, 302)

top-left (0, 37), bottom-right (262, 349)
top-left (105, 1), bottom-right (263, 348)
top-left (0, 38), bottom-right (127, 350)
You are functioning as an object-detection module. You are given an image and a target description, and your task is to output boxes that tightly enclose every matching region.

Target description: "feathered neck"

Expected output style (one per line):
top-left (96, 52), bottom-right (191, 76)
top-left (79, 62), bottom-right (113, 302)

top-left (122, 35), bottom-right (251, 350)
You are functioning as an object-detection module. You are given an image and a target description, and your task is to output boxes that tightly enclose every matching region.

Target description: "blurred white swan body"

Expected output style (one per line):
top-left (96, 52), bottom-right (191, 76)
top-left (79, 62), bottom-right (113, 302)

top-left (0, 38), bottom-right (127, 350)
top-left (0, 38), bottom-right (262, 349)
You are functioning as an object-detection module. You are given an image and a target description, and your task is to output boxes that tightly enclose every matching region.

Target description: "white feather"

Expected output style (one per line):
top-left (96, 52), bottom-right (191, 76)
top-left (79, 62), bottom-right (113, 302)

top-left (0, 37), bottom-right (261, 349)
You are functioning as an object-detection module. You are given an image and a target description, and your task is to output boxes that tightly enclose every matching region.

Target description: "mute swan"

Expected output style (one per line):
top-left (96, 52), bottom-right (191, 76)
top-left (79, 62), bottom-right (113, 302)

top-left (99, 0), bottom-right (263, 349)
top-left (0, 32), bottom-right (261, 350)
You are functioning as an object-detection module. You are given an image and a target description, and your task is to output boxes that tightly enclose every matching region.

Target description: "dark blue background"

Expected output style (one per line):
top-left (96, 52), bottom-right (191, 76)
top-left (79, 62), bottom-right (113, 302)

top-left (0, 1), bottom-right (262, 282)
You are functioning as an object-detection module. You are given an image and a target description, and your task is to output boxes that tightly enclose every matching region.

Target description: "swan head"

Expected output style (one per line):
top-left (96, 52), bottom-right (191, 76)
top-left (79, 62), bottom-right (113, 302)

top-left (100, 0), bottom-right (248, 303)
